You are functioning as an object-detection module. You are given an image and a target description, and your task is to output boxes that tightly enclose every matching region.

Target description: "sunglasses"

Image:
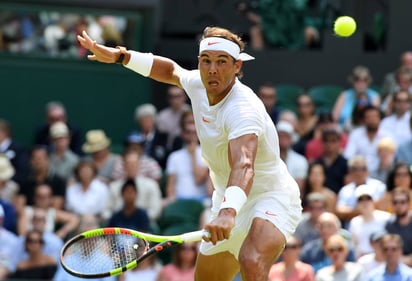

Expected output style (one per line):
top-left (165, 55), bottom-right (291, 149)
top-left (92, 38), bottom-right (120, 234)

top-left (392, 199), bottom-right (409, 206)
top-left (327, 246), bottom-right (344, 253)
top-left (383, 246), bottom-right (400, 253)
top-left (358, 196), bottom-right (372, 202)
top-left (284, 244), bottom-right (300, 250)
top-left (354, 76), bottom-right (369, 82)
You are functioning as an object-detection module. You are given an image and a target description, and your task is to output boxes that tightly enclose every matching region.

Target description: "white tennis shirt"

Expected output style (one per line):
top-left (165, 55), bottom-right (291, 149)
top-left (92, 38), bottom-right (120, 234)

top-left (180, 70), bottom-right (292, 200)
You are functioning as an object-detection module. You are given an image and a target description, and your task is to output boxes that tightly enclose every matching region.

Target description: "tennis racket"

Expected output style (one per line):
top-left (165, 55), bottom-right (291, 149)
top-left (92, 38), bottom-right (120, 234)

top-left (60, 227), bottom-right (209, 278)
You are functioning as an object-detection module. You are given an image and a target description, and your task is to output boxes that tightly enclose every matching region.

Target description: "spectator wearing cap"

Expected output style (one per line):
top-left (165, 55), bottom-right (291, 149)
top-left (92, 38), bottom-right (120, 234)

top-left (48, 122), bottom-right (79, 183)
top-left (122, 132), bottom-right (162, 183)
top-left (348, 185), bottom-right (391, 258)
top-left (33, 101), bottom-right (83, 156)
top-left (385, 187), bottom-right (412, 266)
top-left (82, 129), bottom-right (122, 183)
top-left (0, 119), bottom-right (29, 184)
top-left (336, 155), bottom-right (386, 225)
top-left (277, 120), bottom-right (308, 195)
top-left (305, 113), bottom-right (348, 163)
top-left (313, 126), bottom-right (349, 194)
top-left (0, 204), bottom-right (20, 279)
top-left (0, 155), bottom-right (19, 205)
top-left (295, 192), bottom-right (327, 246)
top-left (133, 103), bottom-right (168, 168)
top-left (357, 230), bottom-right (387, 272)
top-left (369, 138), bottom-right (396, 183)
top-left (367, 234), bottom-right (412, 281)
top-left (156, 86), bottom-right (190, 150)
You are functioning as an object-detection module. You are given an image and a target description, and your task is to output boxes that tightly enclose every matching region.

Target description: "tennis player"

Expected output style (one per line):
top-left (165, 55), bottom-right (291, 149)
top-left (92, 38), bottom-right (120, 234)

top-left (77, 26), bottom-right (302, 281)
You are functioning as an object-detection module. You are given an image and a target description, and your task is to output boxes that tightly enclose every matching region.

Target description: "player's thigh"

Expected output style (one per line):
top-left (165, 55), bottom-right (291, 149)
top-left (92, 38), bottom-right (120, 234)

top-left (239, 217), bottom-right (286, 268)
top-left (194, 251), bottom-right (239, 281)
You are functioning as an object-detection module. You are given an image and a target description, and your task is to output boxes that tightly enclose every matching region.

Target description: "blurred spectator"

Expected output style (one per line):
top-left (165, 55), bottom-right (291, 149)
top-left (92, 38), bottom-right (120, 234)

top-left (156, 86), bottom-right (190, 150)
top-left (0, 204), bottom-right (19, 279)
top-left (293, 94), bottom-right (318, 156)
top-left (385, 187), bottom-right (412, 266)
top-left (382, 69), bottom-right (412, 116)
top-left (0, 156), bottom-right (19, 206)
top-left (34, 101), bottom-right (83, 155)
top-left (164, 122), bottom-right (209, 207)
top-left (48, 121), bottom-right (79, 183)
top-left (380, 90), bottom-right (412, 146)
top-left (313, 126), bottom-right (348, 194)
top-left (277, 120), bottom-right (308, 195)
top-left (370, 138), bottom-right (396, 183)
top-left (18, 145), bottom-right (66, 211)
top-left (53, 214), bottom-right (116, 281)
top-left (268, 236), bottom-right (315, 281)
top-left (107, 179), bottom-right (150, 232)
top-left (15, 208), bottom-right (63, 263)
top-left (156, 242), bottom-right (198, 281)
top-left (0, 119), bottom-right (29, 184)
top-left (0, 199), bottom-right (17, 233)
top-left (348, 185), bottom-right (391, 258)
top-left (170, 110), bottom-right (195, 152)
top-left (344, 106), bottom-right (392, 173)
top-left (315, 234), bottom-right (364, 281)
top-left (395, 114), bottom-right (412, 165)
top-left (366, 234), bottom-right (412, 280)
top-left (278, 110), bottom-right (299, 143)
top-left (357, 230), bottom-right (386, 272)
top-left (118, 255), bottom-right (161, 281)
top-left (82, 129), bottom-right (122, 183)
top-left (134, 104), bottom-right (168, 168)
top-left (305, 113), bottom-right (347, 162)
top-left (18, 184), bottom-right (79, 240)
top-left (300, 212), bottom-right (355, 273)
top-left (295, 192), bottom-right (327, 246)
top-left (65, 160), bottom-right (109, 217)
top-left (332, 66), bottom-right (380, 131)
top-left (105, 150), bottom-right (162, 223)
top-left (8, 230), bottom-right (57, 280)
top-left (304, 163), bottom-right (336, 212)
top-left (122, 132), bottom-right (162, 182)
top-left (377, 162), bottom-right (412, 212)
top-left (336, 155), bottom-right (386, 224)
top-left (256, 81), bottom-right (280, 124)
top-left (381, 51), bottom-right (412, 100)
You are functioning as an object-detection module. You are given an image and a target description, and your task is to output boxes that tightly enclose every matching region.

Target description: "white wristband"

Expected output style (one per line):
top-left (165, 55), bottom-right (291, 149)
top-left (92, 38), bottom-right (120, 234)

top-left (124, 51), bottom-right (154, 77)
top-left (219, 186), bottom-right (247, 214)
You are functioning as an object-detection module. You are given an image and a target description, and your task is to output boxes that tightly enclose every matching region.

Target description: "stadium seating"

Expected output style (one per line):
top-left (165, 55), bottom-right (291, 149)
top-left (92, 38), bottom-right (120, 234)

top-left (275, 84), bottom-right (305, 113)
top-left (307, 84), bottom-right (344, 113)
top-left (157, 199), bottom-right (204, 232)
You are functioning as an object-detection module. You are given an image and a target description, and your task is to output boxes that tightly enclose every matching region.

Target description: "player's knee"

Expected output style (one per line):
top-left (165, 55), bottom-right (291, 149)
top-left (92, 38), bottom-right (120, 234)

top-left (238, 249), bottom-right (262, 272)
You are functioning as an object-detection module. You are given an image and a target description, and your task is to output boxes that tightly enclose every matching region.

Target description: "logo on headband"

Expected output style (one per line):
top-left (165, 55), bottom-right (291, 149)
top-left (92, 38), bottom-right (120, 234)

top-left (207, 41), bottom-right (220, 46)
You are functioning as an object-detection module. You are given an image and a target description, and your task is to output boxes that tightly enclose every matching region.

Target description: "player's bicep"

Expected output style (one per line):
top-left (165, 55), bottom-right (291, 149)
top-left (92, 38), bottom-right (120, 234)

top-left (150, 56), bottom-right (189, 87)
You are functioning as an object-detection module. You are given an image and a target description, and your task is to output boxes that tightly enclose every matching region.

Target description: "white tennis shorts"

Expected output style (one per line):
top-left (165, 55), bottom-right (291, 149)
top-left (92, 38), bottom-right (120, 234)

top-left (199, 182), bottom-right (302, 260)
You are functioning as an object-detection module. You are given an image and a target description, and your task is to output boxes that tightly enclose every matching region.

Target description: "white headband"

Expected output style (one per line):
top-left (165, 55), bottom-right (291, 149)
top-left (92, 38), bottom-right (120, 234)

top-left (199, 37), bottom-right (255, 61)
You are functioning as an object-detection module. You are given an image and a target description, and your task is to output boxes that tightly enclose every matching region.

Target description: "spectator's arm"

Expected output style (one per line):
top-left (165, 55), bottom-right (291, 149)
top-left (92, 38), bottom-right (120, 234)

top-left (55, 209), bottom-right (80, 239)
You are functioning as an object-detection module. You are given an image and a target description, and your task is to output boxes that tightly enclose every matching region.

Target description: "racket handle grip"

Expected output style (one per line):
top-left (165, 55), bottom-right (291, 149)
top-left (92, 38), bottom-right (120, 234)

top-left (181, 230), bottom-right (211, 242)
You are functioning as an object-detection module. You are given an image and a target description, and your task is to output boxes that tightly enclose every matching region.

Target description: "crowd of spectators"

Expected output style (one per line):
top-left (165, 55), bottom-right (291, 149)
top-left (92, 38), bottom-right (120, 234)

top-left (2, 45), bottom-right (412, 281)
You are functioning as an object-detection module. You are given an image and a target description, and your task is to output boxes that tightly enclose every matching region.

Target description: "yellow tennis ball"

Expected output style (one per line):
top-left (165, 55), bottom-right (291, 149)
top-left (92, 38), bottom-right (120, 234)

top-left (334, 16), bottom-right (357, 37)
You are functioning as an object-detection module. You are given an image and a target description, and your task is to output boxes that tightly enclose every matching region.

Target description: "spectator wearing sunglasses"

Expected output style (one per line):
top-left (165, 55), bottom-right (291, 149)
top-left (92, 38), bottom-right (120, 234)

top-left (366, 233), bottom-right (412, 281)
top-left (315, 234), bottom-right (364, 281)
top-left (385, 187), bottom-right (412, 266)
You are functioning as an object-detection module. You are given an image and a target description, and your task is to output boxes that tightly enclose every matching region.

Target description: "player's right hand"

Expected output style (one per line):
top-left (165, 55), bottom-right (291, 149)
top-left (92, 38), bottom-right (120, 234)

top-left (77, 30), bottom-right (120, 63)
top-left (203, 208), bottom-right (235, 245)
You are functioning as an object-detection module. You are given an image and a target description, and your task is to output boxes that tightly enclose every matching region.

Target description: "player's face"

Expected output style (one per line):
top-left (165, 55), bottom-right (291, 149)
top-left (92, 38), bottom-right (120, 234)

top-left (198, 50), bottom-right (242, 105)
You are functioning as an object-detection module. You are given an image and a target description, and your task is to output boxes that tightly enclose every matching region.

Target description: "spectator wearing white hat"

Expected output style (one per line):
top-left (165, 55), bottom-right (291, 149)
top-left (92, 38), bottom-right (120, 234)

top-left (48, 122), bottom-right (79, 183)
top-left (277, 120), bottom-right (308, 195)
top-left (133, 103), bottom-right (168, 168)
top-left (82, 129), bottom-right (122, 183)
top-left (0, 155), bottom-right (19, 205)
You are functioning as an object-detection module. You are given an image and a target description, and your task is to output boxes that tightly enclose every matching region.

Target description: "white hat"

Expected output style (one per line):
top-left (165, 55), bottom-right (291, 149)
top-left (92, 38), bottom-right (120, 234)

top-left (50, 122), bottom-right (69, 138)
top-left (276, 120), bottom-right (294, 135)
top-left (135, 104), bottom-right (157, 120)
top-left (82, 130), bottom-right (111, 153)
top-left (0, 156), bottom-right (15, 181)
top-left (355, 184), bottom-right (374, 199)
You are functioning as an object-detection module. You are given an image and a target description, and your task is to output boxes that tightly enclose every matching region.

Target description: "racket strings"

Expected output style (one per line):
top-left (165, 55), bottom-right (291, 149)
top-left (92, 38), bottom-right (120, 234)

top-left (62, 234), bottom-right (148, 274)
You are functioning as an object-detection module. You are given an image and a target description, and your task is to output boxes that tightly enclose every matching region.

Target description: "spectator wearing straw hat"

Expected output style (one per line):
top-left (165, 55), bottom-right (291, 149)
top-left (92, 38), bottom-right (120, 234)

top-left (82, 130), bottom-right (122, 183)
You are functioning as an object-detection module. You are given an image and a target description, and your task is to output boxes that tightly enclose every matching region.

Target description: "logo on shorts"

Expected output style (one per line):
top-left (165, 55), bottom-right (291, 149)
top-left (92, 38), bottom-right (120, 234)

top-left (264, 210), bottom-right (277, 217)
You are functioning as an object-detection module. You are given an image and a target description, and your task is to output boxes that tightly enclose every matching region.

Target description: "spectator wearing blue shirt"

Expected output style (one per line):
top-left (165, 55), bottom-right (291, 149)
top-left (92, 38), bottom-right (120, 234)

top-left (367, 233), bottom-right (412, 281)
